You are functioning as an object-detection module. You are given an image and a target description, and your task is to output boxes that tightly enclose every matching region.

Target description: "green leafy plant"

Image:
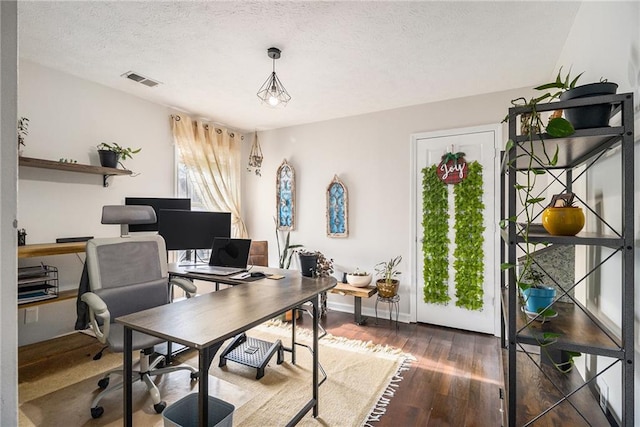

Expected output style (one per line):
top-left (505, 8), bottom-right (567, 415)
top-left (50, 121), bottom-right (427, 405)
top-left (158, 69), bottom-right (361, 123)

top-left (534, 66), bottom-right (584, 101)
top-left (97, 142), bottom-right (141, 161)
top-left (274, 218), bottom-right (302, 269)
top-left (500, 68), bottom-right (584, 372)
top-left (421, 164), bottom-right (450, 305)
top-left (375, 255), bottom-right (402, 284)
top-left (453, 161), bottom-right (485, 311)
top-left (18, 117), bottom-right (29, 148)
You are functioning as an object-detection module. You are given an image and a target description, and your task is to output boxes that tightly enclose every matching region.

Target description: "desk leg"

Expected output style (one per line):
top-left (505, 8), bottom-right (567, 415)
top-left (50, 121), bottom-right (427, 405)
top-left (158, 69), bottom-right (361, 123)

top-left (198, 347), bottom-right (210, 427)
top-left (353, 296), bottom-right (368, 325)
top-left (291, 308), bottom-right (297, 364)
top-left (123, 326), bottom-right (133, 427)
top-left (312, 295), bottom-right (319, 417)
top-left (198, 343), bottom-right (223, 427)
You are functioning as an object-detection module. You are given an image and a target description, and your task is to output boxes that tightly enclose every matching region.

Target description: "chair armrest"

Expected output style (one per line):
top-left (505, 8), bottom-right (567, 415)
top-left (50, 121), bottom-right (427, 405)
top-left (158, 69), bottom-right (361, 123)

top-left (81, 292), bottom-right (110, 344)
top-left (170, 277), bottom-right (197, 298)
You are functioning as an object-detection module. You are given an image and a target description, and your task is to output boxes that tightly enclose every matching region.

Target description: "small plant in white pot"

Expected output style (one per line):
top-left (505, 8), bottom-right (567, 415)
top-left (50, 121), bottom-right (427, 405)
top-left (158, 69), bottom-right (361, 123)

top-left (374, 256), bottom-right (402, 298)
top-left (346, 268), bottom-right (372, 288)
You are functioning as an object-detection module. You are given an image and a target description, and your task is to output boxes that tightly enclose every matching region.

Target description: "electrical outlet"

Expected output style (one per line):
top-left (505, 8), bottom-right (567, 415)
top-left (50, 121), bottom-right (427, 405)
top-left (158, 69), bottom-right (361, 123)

top-left (599, 380), bottom-right (608, 411)
top-left (24, 307), bottom-right (38, 324)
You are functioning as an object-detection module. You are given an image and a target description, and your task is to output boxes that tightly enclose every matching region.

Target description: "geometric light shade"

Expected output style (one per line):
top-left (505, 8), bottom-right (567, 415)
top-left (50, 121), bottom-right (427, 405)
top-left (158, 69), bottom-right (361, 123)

top-left (256, 47), bottom-right (291, 107)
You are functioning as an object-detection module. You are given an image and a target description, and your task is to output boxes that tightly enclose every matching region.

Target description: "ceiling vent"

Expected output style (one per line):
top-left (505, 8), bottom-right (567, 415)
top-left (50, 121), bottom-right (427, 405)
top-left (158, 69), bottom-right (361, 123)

top-left (121, 71), bottom-right (161, 88)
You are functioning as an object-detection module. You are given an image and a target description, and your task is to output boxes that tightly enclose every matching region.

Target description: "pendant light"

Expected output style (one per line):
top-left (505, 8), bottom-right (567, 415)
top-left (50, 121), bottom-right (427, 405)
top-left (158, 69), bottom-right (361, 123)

top-left (256, 47), bottom-right (291, 107)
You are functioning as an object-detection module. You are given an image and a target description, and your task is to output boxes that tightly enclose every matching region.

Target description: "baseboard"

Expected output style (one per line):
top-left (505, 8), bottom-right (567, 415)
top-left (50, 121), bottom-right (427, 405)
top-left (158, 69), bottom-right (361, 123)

top-left (326, 301), bottom-right (411, 323)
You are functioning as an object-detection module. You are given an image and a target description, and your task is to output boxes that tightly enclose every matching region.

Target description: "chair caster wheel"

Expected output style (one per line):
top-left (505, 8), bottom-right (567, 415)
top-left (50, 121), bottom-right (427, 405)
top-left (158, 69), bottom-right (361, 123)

top-left (90, 406), bottom-right (104, 419)
top-left (190, 371), bottom-right (199, 381)
top-left (97, 377), bottom-right (110, 389)
top-left (154, 401), bottom-right (167, 414)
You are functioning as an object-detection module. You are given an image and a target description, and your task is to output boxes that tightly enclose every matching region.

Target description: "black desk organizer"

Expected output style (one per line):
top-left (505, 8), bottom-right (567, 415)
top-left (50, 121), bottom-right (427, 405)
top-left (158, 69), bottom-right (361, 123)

top-left (218, 333), bottom-right (284, 379)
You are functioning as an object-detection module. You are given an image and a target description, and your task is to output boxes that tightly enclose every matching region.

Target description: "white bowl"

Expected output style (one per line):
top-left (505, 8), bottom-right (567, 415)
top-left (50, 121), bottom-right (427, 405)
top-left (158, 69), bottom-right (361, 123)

top-left (346, 273), bottom-right (372, 287)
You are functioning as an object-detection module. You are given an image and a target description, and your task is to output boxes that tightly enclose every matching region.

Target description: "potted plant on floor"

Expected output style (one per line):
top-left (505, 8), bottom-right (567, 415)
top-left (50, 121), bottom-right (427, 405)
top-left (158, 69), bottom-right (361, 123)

top-left (97, 142), bottom-right (141, 169)
top-left (374, 255), bottom-right (402, 298)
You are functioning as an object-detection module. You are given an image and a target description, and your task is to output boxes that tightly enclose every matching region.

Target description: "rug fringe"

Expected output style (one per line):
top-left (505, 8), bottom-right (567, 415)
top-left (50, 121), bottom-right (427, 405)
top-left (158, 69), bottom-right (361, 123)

top-left (259, 319), bottom-right (406, 358)
top-left (259, 318), bottom-right (416, 426)
top-left (363, 354), bottom-right (416, 426)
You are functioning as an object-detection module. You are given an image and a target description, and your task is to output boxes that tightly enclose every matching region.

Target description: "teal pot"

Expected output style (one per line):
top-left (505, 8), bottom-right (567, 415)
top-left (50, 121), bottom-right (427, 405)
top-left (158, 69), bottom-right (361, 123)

top-left (559, 82), bottom-right (618, 129)
top-left (298, 253), bottom-right (318, 278)
top-left (98, 150), bottom-right (119, 168)
top-left (521, 285), bottom-right (556, 313)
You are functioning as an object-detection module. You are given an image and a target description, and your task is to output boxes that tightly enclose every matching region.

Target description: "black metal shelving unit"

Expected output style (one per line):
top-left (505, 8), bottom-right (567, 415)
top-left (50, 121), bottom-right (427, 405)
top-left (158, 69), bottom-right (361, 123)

top-left (500, 93), bottom-right (634, 426)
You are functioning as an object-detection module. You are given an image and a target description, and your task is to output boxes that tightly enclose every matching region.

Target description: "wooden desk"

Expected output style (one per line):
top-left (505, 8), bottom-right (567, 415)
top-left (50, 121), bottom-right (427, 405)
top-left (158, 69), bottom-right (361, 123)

top-left (330, 282), bottom-right (377, 325)
top-left (117, 270), bottom-right (336, 427)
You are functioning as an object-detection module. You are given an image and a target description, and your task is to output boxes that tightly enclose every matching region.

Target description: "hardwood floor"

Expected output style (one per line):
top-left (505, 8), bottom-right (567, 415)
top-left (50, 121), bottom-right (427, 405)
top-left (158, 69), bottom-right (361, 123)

top-left (19, 309), bottom-right (504, 427)
top-left (310, 310), bottom-right (504, 426)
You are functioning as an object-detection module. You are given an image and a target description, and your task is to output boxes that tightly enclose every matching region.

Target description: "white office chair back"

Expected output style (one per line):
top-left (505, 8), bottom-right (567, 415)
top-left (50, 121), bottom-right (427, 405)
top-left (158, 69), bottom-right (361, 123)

top-left (86, 234), bottom-right (170, 321)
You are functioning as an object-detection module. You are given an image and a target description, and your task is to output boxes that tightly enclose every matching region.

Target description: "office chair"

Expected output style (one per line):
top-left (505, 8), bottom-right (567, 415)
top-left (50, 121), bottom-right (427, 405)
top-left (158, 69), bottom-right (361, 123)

top-left (249, 240), bottom-right (268, 267)
top-left (81, 207), bottom-right (198, 418)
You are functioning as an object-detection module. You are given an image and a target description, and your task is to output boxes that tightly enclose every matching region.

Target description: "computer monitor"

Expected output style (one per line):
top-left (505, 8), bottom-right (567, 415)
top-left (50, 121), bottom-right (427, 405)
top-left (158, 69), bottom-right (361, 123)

top-left (157, 209), bottom-right (232, 251)
top-left (125, 197), bottom-right (191, 232)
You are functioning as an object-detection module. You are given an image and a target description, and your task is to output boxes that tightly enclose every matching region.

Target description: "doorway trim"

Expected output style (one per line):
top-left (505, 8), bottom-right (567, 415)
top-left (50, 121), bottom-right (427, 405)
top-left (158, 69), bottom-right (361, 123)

top-left (409, 123), bottom-right (502, 335)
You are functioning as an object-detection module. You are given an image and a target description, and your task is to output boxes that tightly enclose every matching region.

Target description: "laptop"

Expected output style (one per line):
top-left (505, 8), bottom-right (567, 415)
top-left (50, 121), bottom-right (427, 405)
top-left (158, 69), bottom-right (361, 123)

top-left (186, 238), bottom-right (252, 276)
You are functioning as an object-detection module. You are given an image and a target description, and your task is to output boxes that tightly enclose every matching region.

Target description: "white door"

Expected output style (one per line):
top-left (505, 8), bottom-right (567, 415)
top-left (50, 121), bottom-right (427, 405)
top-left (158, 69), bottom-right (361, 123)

top-left (411, 124), bottom-right (500, 335)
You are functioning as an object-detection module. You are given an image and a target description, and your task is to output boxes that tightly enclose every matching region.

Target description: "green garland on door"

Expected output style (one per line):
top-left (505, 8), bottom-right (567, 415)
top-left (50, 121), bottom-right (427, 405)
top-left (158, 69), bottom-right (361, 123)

top-left (421, 165), bottom-right (450, 305)
top-left (453, 161), bottom-right (485, 310)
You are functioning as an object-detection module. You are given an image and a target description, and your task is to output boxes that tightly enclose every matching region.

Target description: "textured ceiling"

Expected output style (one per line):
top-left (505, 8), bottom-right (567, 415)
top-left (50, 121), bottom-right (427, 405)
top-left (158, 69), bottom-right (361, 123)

top-left (18, 1), bottom-right (581, 132)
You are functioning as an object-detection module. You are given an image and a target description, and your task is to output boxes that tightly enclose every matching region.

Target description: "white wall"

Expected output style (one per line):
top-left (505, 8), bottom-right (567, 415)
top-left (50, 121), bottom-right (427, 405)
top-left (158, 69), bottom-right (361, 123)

top-left (17, 61), bottom-right (176, 345)
top-left (552, 2), bottom-right (640, 423)
top-left (0, 2), bottom-right (19, 425)
top-left (243, 87), bottom-right (528, 322)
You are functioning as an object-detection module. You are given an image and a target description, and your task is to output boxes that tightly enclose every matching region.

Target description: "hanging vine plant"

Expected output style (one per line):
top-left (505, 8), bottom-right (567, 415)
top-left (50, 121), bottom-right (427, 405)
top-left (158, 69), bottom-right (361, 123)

top-left (421, 165), bottom-right (450, 305)
top-left (453, 161), bottom-right (485, 310)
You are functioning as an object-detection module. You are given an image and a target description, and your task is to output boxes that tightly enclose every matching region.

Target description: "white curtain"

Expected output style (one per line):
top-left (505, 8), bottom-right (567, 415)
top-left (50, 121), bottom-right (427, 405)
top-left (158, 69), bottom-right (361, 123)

top-left (170, 114), bottom-right (248, 238)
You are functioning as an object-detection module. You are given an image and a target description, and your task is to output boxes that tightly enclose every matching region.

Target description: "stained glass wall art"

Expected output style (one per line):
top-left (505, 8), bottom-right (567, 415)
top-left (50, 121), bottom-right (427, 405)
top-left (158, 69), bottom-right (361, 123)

top-left (326, 175), bottom-right (348, 237)
top-left (276, 159), bottom-right (295, 230)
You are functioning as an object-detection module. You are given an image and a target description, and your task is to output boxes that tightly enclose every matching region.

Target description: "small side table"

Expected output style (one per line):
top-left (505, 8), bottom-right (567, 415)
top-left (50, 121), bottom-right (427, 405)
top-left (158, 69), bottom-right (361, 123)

top-left (375, 294), bottom-right (400, 330)
top-left (329, 282), bottom-right (377, 325)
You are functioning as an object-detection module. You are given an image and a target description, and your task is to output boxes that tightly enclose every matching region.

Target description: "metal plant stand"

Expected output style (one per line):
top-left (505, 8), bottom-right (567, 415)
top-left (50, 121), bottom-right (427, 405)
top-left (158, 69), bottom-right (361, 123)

top-left (375, 294), bottom-right (400, 330)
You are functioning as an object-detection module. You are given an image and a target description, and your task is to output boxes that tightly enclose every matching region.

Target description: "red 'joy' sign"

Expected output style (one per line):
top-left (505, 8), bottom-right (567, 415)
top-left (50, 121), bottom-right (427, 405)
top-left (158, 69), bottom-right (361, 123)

top-left (437, 153), bottom-right (468, 184)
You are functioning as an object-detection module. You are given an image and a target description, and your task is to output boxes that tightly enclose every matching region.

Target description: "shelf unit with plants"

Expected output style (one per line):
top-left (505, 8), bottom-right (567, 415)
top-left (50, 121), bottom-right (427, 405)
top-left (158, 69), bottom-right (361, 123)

top-left (500, 92), bottom-right (634, 426)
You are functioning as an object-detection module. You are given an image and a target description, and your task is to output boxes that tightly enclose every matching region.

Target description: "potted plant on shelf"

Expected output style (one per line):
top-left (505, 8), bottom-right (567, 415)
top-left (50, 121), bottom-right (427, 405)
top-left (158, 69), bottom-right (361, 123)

top-left (374, 255), bottom-right (402, 298)
top-left (535, 67), bottom-right (617, 129)
top-left (97, 142), bottom-right (141, 169)
top-left (519, 268), bottom-right (556, 318)
top-left (500, 70), bottom-right (590, 374)
top-left (541, 192), bottom-right (585, 236)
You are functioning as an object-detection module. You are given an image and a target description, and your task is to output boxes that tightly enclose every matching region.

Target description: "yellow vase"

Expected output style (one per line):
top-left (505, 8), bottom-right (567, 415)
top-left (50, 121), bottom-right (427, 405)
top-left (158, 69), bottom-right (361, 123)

top-left (541, 207), bottom-right (585, 236)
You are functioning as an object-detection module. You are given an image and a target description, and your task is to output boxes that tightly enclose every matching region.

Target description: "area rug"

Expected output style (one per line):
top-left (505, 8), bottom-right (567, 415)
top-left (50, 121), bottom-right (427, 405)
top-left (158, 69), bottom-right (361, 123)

top-left (19, 321), bottom-right (413, 426)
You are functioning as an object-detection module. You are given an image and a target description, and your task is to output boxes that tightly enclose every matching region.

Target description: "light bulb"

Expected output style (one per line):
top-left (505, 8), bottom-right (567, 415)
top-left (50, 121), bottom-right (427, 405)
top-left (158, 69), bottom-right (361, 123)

top-left (268, 96), bottom-right (279, 106)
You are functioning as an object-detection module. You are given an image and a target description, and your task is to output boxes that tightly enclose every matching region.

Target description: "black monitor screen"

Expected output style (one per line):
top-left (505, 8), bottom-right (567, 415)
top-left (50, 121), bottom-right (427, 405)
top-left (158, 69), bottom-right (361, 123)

top-left (125, 197), bottom-right (191, 232)
top-left (158, 209), bottom-right (232, 251)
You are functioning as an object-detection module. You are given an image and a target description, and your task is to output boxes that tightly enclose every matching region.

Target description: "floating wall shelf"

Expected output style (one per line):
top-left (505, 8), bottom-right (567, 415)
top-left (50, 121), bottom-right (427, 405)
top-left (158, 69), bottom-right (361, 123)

top-left (19, 156), bottom-right (132, 187)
